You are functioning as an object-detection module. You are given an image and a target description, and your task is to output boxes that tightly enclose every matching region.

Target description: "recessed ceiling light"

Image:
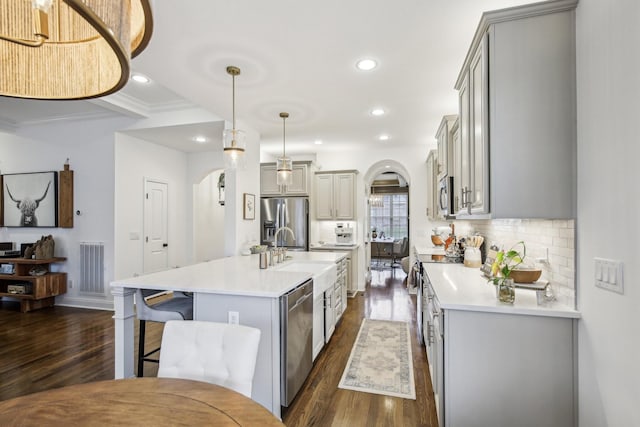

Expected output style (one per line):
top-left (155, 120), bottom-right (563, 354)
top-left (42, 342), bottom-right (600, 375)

top-left (356, 59), bottom-right (377, 71)
top-left (131, 73), bottom-right (150, 84)
top-left (193, 135), bottom-right (208, 144)
top-left (314, 140), bottom-right (323, 145)
top-left (379, 134), bottom-right (390, 141)
top-left (371, 108), bottom-right (385, 116)
top-left (385, 165), bottom-right (391, 169)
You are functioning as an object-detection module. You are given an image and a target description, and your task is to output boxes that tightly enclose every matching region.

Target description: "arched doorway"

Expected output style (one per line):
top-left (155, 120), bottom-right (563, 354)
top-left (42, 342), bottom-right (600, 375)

top-left (193, 169), bottom-right (225, 262)
top-left (363, 161), bottom-right (411, 283)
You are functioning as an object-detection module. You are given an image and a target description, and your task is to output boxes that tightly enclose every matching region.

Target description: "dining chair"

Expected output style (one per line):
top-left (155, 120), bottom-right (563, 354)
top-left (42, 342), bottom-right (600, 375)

top-left (157, 320), bottom-right (262, 398)
top-left (392, 237), bottom-right (408, 268)
top-left (136, 289), bottom-right (193, 377)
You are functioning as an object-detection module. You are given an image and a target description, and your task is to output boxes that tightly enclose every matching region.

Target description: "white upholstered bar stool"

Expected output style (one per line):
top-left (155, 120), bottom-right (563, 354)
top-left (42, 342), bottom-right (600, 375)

top-left (158, 320), bottom-right (262, 398)
top-left (136, 289), bottom-right (193, 377)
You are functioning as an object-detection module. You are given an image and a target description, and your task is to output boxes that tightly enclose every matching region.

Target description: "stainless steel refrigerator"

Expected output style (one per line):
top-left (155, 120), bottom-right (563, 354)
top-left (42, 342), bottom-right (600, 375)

top-left (261, 197), bottom-right (309, 251)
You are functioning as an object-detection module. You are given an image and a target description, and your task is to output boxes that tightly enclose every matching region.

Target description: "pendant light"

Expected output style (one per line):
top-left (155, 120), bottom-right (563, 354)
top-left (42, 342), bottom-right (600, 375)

top-left (0, 0), bottom-right (152, 100)
top-left (223, 66), bottom-right (246, 169)
top-left (276, 112), bottom-right (292, 186)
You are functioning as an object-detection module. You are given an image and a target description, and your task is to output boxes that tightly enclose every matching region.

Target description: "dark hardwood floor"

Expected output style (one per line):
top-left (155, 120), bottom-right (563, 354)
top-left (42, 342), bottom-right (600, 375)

top-left (0, 299), bottom-right (163, 401)
top-left (282, 268), bottom-right (438, 427)
top-left (0, 268), bottom-right (437, 426)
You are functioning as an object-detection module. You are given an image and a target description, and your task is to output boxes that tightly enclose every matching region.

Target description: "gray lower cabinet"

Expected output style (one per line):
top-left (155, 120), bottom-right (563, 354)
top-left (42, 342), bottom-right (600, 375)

top-left (194, 293), bottom-right (281, 416)
top-left (442, 309), bottom-right (576, 427)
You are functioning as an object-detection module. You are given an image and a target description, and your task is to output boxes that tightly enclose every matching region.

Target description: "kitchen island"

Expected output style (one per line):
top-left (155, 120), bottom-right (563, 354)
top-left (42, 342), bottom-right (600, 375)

top-left (110, 251), bottom-right (345, 419)
top-left (415, 247), bottom-right (580, 427)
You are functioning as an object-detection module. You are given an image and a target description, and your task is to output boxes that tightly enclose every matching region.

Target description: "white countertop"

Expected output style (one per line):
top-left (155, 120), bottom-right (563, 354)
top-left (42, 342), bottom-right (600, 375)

top-left (309, 243), bottom-right (360, 251)
top-left (110, 251), bottom-right (346, 298)
top-left (423, 263), bottom-right (580, 319)
top-left (413, 243), bottom-right (446, 258)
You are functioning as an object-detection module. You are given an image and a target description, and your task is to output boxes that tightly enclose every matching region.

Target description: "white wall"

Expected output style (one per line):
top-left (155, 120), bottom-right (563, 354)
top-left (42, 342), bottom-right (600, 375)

top-left (0, 117), bottom-right (133, 309)
top-left (193, 169), bottom-right (225, 262)
top-left (223, 122), bottom-right (261, 256)
top-left (576, 0), bottom-right (640, 425)
top-left (114, 134), bottom-right (189, 280)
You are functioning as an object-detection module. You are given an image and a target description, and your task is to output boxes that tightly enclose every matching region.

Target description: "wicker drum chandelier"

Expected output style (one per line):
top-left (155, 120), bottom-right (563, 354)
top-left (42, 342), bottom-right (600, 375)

top-left (0, 0), bottom-right (153, 100)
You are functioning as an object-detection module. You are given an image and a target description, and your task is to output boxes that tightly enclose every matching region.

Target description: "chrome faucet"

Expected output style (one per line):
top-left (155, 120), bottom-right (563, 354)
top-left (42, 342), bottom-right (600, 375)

top-left (273, 226), bottom-right (295, 251)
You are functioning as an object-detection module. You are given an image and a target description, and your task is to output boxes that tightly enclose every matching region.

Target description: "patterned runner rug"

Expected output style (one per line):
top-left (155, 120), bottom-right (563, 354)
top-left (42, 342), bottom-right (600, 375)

top-left (338, 318), bottom-right (416, 399)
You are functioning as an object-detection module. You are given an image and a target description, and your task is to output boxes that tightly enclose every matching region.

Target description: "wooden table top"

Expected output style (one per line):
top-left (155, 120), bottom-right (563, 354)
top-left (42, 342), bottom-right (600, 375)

top-left (0, 378), bottom-right (285, 426)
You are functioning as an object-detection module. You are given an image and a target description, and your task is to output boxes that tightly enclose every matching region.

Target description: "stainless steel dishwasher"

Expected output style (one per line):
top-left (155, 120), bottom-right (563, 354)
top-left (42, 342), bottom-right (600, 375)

top-left (280, 278), bottom-right (313, 407)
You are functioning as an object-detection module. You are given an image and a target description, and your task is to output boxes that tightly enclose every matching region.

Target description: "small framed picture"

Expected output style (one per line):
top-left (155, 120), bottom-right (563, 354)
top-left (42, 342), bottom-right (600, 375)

top-left (243, 193), bottom-right (255, 220)
top-left (2, 171), bottom-right (58, 227)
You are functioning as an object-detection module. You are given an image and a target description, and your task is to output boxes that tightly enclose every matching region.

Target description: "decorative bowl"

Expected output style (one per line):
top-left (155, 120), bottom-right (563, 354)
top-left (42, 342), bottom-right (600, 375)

top-left (510, 268), bottom-right (542, 283)
top-left (250, 245), bottom-right (268, 254)
top-left (431, 235), bottom-right (444, 246)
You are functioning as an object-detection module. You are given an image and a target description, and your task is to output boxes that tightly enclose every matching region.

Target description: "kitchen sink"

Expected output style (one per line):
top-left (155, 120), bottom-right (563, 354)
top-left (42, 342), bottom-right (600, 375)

top-left (276, 261), bottom-right (337, 296)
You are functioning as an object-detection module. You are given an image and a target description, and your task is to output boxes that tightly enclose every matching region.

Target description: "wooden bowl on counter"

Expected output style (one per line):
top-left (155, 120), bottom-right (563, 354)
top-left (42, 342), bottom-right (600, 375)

top-left (510, 268), bottom-right (542, 283)
top-left (431, 235), bottom-right (444, 246)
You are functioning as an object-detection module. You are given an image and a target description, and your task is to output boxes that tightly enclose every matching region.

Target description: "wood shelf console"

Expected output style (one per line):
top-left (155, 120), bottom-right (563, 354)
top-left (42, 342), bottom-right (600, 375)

top-left (0, 257), bottom-right (67, 312)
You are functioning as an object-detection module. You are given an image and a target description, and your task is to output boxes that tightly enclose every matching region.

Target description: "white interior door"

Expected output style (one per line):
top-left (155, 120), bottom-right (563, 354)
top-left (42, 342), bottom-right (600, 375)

top-left (144, 179), bottom-right (169, 274)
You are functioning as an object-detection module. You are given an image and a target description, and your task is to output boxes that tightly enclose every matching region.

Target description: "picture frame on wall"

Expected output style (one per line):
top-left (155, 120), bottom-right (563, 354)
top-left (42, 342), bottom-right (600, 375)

top-left (243, 193), bottom-right (255, 220)
top-left (2, 172), bottom-right (58, 227)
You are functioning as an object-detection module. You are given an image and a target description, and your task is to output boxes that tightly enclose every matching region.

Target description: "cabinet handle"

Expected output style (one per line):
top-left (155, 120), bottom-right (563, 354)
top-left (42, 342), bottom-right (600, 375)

top-left (428, 323), bottom-right (435, 345)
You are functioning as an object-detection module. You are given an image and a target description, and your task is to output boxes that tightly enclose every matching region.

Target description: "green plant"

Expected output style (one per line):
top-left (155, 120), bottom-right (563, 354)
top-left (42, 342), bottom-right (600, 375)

top-left (489, 241), bottom-right (526, 286)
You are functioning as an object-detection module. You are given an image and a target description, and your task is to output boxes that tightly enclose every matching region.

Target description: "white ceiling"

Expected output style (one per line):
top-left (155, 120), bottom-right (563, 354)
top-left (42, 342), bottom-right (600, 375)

top-left (0, 0), bottom-right (535, 156)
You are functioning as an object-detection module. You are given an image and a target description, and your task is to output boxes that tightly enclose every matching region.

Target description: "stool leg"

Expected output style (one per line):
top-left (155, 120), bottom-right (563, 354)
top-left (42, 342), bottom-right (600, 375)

top-left (137, 320), bottom-right (146, 377)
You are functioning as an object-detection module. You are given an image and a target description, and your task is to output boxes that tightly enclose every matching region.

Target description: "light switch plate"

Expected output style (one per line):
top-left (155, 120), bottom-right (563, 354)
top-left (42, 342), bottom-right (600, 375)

top-left (594, 258), bottom-right (624, 294)
top-left (228, 311), bottom-right (239, 324)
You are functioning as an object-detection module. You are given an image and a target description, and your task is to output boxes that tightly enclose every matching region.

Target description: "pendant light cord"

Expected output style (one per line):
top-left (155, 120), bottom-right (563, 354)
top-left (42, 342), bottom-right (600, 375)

top-left (282, 115), bottom-right (286, 157)
top-left (232, 74), bottom-right (236, 131)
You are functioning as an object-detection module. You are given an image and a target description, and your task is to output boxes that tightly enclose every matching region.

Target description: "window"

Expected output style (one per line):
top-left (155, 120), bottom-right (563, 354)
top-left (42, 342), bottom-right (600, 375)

top-left (370, 193), bottom-right (408, 239)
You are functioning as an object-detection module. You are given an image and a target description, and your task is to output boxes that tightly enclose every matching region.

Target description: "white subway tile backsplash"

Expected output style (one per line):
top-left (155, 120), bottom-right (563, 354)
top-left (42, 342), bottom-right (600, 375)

top-left (454, 218), bottom-right (576, 294)
top-left (553, 237), bottom-right (569, 248)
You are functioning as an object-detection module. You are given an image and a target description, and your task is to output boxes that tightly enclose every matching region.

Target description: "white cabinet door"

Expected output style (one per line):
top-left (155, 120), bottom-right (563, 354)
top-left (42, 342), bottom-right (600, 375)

top-left (261, 162), bottom-right (310, 197)
top-left (286, 163), bottom-right (309, 196)
top-left (315, 172), bottom-right (356, 220)
top-left (469, 36), bottom-right (489, 214)
top-left (324, 289), bottom-right (335, 342)
top-left (312, 293), bottom-right (324, 360)
top-left (260, 164), bottom-right (281, 196)
top-left (315, 174), bottom-right (334, 219)
top-left (333, 173), bottom-right (355, 220)
top-left (345, 257), bottom-right (352, 295)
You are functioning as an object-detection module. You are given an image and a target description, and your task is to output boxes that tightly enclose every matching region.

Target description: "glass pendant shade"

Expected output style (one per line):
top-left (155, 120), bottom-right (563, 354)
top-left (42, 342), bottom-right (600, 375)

top-left (276, 111), bottom-right (291, 185)
top-left (0, 0), bottom-right (153, 99)
top-left (223, 128), bottom-right (246, 169)
top-left (276, 157), bottom-right (293, 186)
top-left (223, 66), bottom-right (245, 169)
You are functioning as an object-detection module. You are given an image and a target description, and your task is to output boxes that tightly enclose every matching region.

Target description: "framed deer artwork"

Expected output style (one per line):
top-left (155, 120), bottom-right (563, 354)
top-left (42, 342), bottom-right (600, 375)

top-left (2, 172), bottom-right (58, 227)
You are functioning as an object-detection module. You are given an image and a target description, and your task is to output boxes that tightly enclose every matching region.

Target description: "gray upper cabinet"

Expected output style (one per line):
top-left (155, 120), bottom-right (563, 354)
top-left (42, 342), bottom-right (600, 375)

top-left (260, 161), bottom-right (311, 197)
top-left (454, 0), bottom-right (577, 219)
top-left (436, 115), bottom-right (457, 181)
top-left (426, 150), bottom-right (438, 220)
top-left (315, 171), bottom-right (357, 220)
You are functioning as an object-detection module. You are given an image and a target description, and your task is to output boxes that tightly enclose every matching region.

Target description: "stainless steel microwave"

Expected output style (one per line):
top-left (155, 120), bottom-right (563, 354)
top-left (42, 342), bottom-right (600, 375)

top-left (438, 176), bottom-right (454, 218)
